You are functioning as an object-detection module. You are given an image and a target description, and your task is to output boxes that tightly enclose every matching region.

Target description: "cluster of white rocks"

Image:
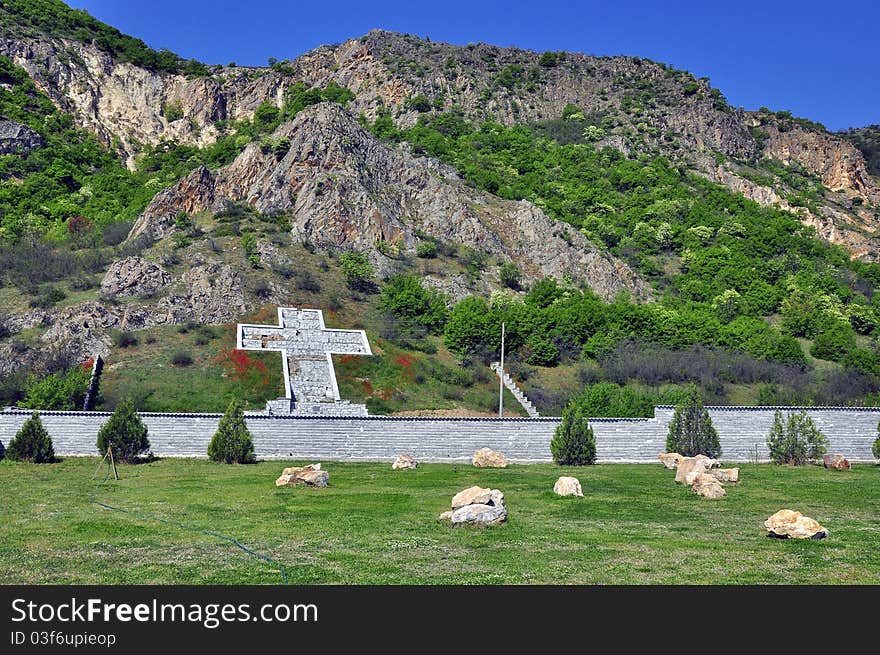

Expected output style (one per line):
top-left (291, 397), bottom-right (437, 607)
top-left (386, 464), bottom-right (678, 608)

top-left (660, 452), bottom-right (739, 499)
top-left (271, 448), bottom-right (828, 540)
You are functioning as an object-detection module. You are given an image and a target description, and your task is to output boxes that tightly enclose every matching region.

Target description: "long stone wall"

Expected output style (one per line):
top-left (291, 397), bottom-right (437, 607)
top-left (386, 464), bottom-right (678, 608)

top-left (0, 406), bottom-right (877, 463)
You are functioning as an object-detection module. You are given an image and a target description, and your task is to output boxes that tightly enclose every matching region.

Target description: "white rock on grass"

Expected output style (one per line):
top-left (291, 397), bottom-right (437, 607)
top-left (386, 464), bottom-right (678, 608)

top-left (392, 454), bottom-right (418, 470)
top-left (553, 476), bottom-right (583, 497)
top-left (442, 485), bottom-right (507, 526)
top-left (764, 509), bottom-right (828, 539)
top-left (472, 447), bottom-right (507, 468)
top-left (275, 463), bottom-right (328, 488)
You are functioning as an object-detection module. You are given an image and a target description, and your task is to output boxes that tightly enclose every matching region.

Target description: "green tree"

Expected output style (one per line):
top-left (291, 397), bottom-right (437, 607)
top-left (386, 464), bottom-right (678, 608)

top-left (499, 261), bottom-right (521, 290)
top-left (766, 410), bottom-right (828, 465)
top-left (404, 94), bottom-right (432, 112)
top-left (208, 400), bottom-right (256, 464)
top-left (96, 398), bottom-right (150, 463)
top-left (378, 275), bottom-right (448, 335)
top-left (525, 335), bottom-right (559, 366)
top-left (338, 251), bottom-right (375, 291)
top-left (810, 326), bottom-right (856, 361)
top-left (873, 421), bottom-right (880, 460)
top-left (550, 399), bottom-right (596, 465)
top-left (443, 297), bottom-right (490, 356)
top-left (665, 387), bottom-right (721, 457)
top-left (6, 411), bottom-right (54, 463)
top-left (19, 366), bottom-right (90, 410)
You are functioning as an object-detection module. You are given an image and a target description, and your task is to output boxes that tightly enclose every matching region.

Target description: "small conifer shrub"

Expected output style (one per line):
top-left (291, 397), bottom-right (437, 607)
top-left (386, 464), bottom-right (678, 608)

top-left (6, 411), bottom-right (54, 463)
top-left (208, 400), bottom-right (256, 464)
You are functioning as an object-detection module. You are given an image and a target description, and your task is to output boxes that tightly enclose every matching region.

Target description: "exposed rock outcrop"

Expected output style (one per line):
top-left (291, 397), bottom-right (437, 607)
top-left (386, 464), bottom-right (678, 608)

top-left (129, 104), bottom-right (649, 300)
top-left (100, 257), bottom-right (172, 298)
top-left (0, 118), bottom-right (43, 154)
top-left (157, 262), bottom-right (247, 324)
top-left (4, 29), bottom-right (877, 258)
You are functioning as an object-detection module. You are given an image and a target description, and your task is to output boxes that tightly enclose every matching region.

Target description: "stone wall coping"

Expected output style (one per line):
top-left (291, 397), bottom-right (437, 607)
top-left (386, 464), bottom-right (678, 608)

top-left (655, 405), bottom-right (880, 412)
top-left (2, 407), bottom-right (562, 422)
top-left (6, 404), bottom-right (879, 420)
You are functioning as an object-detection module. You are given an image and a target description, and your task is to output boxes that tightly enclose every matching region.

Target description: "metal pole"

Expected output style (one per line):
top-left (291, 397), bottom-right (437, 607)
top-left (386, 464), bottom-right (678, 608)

top-left (498, 322), bottom-right (505, 417)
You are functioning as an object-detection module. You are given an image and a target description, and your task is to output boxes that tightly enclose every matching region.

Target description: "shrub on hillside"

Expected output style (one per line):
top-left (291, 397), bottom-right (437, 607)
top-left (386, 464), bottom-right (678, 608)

top-left (19, 366), bottom-right (90, 411)
top-left (550, 399), bottom-right (596, 465)
top-left (96, 398), bottom-right (150, 463)
top-left (766, 410), bottom-right (828, 465)
top-left (171, 351), bottom-right (193, 367)
top-left (113, 331), bottom-right (138, 348)
top-left (338, 252), bottom-right (375, 292)
top-left (416, 241), bottom-right (437, 258)
top-left (208, 400), bottom-right (255, 464)
top-left (499, 261), bottom-right (521, 290)
top-left (6, 412), bottom-right (54, 463)
top-left (665, 387), bottom-right (721, 458)
top-left (378, 274), bottom-right (448, 335)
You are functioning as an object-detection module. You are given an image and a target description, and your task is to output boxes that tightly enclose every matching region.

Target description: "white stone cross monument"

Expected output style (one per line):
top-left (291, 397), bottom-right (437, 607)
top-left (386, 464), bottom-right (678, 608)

top-left (236, 307), bottom-right (372, 415)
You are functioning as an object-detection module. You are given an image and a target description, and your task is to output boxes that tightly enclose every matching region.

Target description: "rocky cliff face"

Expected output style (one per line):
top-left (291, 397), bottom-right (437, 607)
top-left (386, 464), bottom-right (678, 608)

top-left (3, 29), bottom-right (877, 257)
top-left (131, 103), bottom-right (648, 301)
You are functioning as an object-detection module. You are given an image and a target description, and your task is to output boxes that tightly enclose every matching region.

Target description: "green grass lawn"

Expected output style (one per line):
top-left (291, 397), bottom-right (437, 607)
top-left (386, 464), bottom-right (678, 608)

top-left (0, 458), bottom-right (877, 584)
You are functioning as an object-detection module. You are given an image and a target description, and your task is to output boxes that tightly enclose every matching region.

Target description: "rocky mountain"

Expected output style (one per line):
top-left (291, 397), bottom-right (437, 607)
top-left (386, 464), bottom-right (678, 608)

top-left (2, 20), bottom-right (877, 256)
top-left (130, 103), bottom-right (647, 300)
top-left (2, 1), bottom-right (880, 414)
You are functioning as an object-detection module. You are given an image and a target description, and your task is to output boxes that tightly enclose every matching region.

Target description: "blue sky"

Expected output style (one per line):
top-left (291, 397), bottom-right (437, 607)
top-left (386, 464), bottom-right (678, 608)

top-left (67, 0), bottom-right (878, 131)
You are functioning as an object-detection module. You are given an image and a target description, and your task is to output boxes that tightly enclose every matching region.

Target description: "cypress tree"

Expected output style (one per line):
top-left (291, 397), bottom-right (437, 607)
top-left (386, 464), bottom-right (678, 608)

top-left (6, 411), bottom-right (55, 463)
top-left (767, 410), bottom-right (828, 465)
top-left (665, 387), bottom-right (721, 458)
top-left (208, 400), bottom-right (256, 464)
top-left (96, 398), bottom-right (150, 463)
top-left (551, 400), bottom-right (597, 465)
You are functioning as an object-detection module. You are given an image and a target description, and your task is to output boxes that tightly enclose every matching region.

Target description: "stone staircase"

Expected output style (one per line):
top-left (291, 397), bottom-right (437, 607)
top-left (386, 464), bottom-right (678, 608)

top-left (491, 362), bottom-right (540, 418)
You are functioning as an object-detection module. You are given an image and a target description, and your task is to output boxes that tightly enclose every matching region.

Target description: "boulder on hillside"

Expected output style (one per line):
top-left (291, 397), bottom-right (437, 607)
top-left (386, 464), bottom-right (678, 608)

top-left (553, 476), bottom-right (584, 497)
top-left (472, 447), bottom-right (507, 468)
top-left (392, 454), bottom-right (418, 470)
top-left (822, 454), bottom-right (851, 471)
top-left (275, 463), bottom-right (329, 488)
top-left (101, 256), bottom-right (173, 298)
top-left (0, 119), bottom-right (44, 155)
top-left (658, 452), bottom-right (683, 469)
top-left (764, 509), bottom-right (827, 539)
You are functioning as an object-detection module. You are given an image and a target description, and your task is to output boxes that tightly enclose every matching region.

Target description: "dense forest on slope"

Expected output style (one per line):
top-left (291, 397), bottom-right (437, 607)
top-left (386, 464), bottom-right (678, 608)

top-left (360, 110), bottom-right (880, 404)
